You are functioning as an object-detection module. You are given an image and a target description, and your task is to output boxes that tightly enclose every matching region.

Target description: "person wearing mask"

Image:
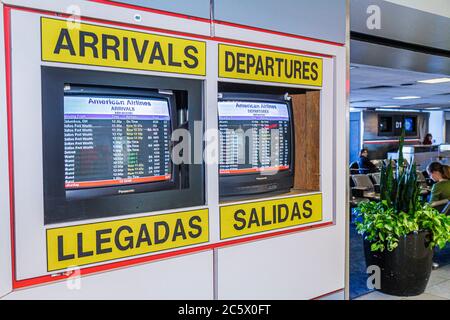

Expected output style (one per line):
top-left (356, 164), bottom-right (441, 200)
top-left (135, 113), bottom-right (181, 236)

top-left (427, 162), bottom-right (450, 203)
top-left (357, 148), bottom-right (377, 174)
top-left (423, 133), bottom-right (433, 145)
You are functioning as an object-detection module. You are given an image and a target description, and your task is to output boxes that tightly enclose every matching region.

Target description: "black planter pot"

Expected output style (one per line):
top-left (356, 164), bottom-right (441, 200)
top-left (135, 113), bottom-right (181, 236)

top-left (363, 230), bottom-right (433, 296)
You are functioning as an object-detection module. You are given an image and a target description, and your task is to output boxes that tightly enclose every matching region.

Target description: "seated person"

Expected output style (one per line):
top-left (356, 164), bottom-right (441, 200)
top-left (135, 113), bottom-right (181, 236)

top-left (423, 133), bottom-right (433, 145)
top-left (427, 162), bottom-right (450, 203)
top-left (357, 148), bottom-right (377, 174)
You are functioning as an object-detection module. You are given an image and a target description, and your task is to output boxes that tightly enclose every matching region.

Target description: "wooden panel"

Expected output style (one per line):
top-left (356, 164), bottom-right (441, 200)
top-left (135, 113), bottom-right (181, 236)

top-left (291, 91), bottom-right (320, 191)
top-left (291, 94), bottom-right (306, 190)
top-left (306, 91), bottom-right (320, 190)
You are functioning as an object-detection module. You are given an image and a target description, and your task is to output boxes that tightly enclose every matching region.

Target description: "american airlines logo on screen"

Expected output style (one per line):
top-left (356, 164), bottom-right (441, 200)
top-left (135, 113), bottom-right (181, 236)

top-left (64, 96), bottom-right (170, 118)
top-left (87, 97), bottom-right (154, 108)
top-left (218, 101), bottom-right (289, 120)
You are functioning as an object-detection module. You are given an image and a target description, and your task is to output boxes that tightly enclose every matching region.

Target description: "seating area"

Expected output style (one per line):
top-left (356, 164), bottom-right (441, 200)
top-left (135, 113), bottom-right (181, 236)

top-left (349, 160), bottom-right (450, 214)
top-left (349, 159), bottom-right (450, 300)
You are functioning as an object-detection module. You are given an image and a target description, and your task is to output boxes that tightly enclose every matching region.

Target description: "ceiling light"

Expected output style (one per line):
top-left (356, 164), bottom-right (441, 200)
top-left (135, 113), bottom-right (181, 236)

top-left (375, 108), bottom-right (420, 112)
top-left (426, 107), bottom-right (441, 110)
top-left (418, 78), bottom-right (450, 84)
top-left (378, 105), bottom-right (401, 108)
top-left (392, 96), bottom-right (421, 100)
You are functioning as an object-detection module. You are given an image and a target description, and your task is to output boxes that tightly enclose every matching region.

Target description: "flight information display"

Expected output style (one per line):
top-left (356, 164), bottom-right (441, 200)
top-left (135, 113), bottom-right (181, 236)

top-left (218, 100), bottom-right (291, 175)
top-left (64, 95), bottom-right (172, 189)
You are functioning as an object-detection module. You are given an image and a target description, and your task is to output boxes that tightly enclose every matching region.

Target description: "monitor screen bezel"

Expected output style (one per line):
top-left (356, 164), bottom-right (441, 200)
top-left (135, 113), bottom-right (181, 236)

top-left (218, 93), bottom-right (294, 177)
top-left (42, 67), bottom-right (205, 225)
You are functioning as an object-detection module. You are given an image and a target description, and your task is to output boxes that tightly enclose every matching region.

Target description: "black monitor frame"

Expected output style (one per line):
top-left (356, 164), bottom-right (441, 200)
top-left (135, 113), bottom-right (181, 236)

top-left (63, 85), bottom-right (179, 201)
top-left (42, 67), bottom-right (204, 224)
top-left (218, 92), bottom-right (294, 200)
top-left (377, 114), bottom-right (394, 136)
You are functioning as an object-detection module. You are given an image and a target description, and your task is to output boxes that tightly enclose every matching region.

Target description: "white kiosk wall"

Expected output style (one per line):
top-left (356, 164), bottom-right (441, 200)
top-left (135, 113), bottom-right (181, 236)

top-left (0, 0), bottom-right (347, 300)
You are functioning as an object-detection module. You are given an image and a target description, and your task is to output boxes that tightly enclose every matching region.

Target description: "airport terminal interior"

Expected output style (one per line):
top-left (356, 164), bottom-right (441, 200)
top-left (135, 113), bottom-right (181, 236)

top-left (0, 0), bottom-right (449, 303)
top-left (349, 65), bottom-right (450, 300)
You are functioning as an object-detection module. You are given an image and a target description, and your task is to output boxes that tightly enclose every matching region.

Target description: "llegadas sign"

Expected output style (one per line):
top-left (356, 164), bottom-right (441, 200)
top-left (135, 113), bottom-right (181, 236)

top-left (46, 209), bottom-right (209, 271)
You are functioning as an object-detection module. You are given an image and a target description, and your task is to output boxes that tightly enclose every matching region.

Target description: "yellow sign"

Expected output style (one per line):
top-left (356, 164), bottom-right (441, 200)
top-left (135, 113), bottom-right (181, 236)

top-left (46, 209), bottom-right (209, 271)
top-left (218, 44), bottom-right (323, 86)
top-left (220, 194), bottom-right (322, 240)
top-left (41, 17), bottom-right (206, 76)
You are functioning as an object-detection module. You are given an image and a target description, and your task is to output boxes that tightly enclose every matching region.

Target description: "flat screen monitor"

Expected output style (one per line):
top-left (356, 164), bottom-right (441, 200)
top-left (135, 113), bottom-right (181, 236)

top-left (218, 93), bottom-right (294, 199)
top-left (403, 116), bottom-right (417, 135)
top-left (63, 87), bottom-right (176, 200)
top-left (42, 67), bottom-right (205, 224)
top-left (378, 115), bottom-right (393, 135)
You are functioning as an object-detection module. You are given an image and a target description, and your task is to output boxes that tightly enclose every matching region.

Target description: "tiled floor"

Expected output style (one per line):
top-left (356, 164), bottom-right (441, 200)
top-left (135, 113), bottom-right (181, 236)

top-left (354, 264), bottom-right (450, 300)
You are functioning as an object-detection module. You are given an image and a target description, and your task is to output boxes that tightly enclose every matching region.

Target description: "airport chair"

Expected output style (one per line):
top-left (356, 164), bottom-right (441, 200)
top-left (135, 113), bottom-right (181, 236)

top-left (351, 174), bottom-right (375, 192)
top-left (370, 172), bottom-right (381, 185)
top-left (349, 161), bottom-right (359, 175)
top-left (431, 199), bottom-right (449, 213)
top-left (349, 176), bottom-right (369, 208)
top-left (352, 174), bottom-right (379, 200)
top-left (369, 172), bottom-right (381, 194)
top-left (352, 174), bottom-right (380, 201)
top-left (441, 202), bottom-right (450, 215)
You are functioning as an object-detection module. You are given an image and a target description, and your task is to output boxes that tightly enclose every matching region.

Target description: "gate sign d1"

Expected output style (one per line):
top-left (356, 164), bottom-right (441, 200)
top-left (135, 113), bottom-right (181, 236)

top-left (41, 17), bottom-right (206, 76)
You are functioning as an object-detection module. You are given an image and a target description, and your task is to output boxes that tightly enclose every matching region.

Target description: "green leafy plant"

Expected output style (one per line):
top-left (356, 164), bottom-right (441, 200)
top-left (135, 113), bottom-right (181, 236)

top-left (355, 131), bottom-right (450, 252)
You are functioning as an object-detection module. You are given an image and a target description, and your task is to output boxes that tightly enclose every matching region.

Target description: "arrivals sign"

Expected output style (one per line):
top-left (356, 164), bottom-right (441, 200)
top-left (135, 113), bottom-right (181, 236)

top-left (41, 17), bottom-right (206, 76)
top-left (218, 44), bottom-right (323, 86)
top-left (220, 194), bottom-right (322, 239)
top-left (46, 209), bottom-right (209, 271)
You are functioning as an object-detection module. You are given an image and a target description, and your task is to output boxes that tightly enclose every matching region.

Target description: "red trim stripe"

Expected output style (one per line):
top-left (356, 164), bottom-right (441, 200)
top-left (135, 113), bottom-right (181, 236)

top-left (6, 5), bottom-right (331, 59)
top-left (220, 166), bottom-right (289, 175)
top-left (14, 221), bottom-right (333, 288)
top-left (311, 288), bottom-right (344, 300)
top-left (7, 4), bottom-right (212, 41)
top-left (88, 0), bottom-right (212, 23)
top-left (65, 175), bottom-right (171, 189)
top-left (3, 5), bottom-right (17, 289)
top-left (364, 139), bottom-right (420, 145)
top-left (214, 20), bottom-right (345, 47)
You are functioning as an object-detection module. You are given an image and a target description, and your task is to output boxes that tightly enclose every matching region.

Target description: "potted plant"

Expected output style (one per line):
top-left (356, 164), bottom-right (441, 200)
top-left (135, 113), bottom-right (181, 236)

top-left (355, 132), bottom-right (450, 296)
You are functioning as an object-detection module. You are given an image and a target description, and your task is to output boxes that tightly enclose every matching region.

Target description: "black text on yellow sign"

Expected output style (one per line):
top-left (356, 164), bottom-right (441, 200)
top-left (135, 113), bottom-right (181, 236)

top-left (46, 209), bottom-right (209, 272)
top-left (220, 194), bottom-right (322, 240)
top-left (218, 44), bottom-right (323, 86)
top-left (41, 17), bottom-right (206, 76)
